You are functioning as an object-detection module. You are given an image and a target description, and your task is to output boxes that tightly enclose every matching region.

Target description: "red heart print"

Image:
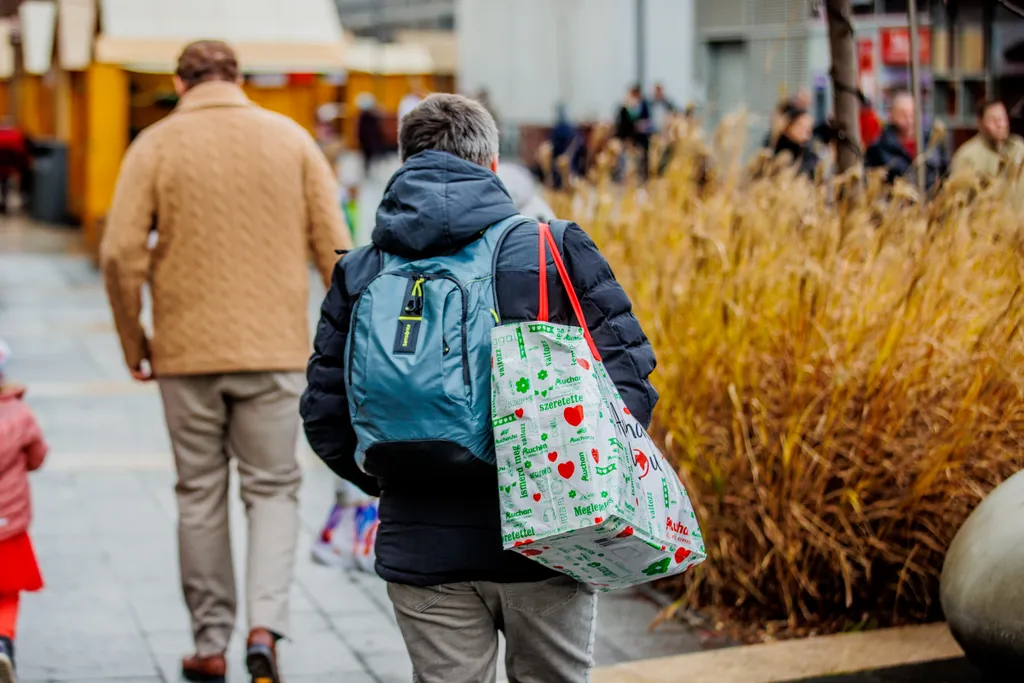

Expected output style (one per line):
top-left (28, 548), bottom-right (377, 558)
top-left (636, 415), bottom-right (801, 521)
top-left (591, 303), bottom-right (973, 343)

top-left (623, 406), bottom-right (631, 415)
top-left (591, 448), bottom-right (600, 464)
top-left (557, 461), bottom-right (575, 479)
top-left (533, 493), bottom-right (542, 502)
top-left (660, 546), bottom-right (666, 551)
top-left (674, 547), bottom-right (692, 564)
top-left (522, 548), bottom-right (543, 557)
top-left (595, 517), bottom-right (604, 524)
top-left (554, 565), bottom-right (564, 570)
top-left (513, 540), bottom-right (533, 547)
top-left (547, 451), bottom-right (558, 462)
top-left (563, 405), bottom-right (584, 427)
top-left (515, 408), bottom-right (524, 418)
top-left (577, 358), bottom-right (590, 370)
top-left (615, 526), bottom-right (634, 538)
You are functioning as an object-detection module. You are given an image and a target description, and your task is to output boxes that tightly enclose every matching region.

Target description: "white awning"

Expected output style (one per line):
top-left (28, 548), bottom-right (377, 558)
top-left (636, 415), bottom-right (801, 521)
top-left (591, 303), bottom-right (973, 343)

top-left (394, 30), bottom-right (457, 74)
top-left (344, 40), bottom-right (434, 76)
top-left (94, 38), bottom-right (346, 75)
top-left (94, 0), bottom-right (346, 74)
top-left (19, 0), bottom-right (57, 76)
top-left (57, 0), bottom-right (96, 71)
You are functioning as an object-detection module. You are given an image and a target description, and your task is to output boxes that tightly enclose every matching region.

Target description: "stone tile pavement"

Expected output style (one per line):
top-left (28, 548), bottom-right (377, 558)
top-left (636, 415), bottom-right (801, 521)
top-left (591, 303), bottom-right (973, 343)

top-left (0, 218), bottom-right (700, 682)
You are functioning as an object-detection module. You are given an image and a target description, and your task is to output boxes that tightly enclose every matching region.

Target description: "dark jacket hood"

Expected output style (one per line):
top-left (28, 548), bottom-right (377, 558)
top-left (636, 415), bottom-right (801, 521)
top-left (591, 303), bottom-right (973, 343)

top-left (372, 150), bottom-right (519, 258)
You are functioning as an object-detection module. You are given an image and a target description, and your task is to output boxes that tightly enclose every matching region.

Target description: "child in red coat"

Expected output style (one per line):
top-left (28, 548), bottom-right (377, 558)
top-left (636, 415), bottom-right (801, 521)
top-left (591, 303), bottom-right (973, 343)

top-left (0, 340), bottom-right (47, 681)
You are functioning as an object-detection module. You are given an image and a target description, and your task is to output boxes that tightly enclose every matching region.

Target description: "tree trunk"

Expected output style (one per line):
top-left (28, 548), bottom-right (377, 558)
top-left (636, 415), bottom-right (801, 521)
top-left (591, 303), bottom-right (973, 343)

top-left (826, 0), bottom-right (862, 174)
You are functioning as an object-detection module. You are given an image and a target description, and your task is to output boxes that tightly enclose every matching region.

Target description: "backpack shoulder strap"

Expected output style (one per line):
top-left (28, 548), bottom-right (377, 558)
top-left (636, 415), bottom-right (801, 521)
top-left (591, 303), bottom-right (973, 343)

top-left (544, 219), bottom-right (573, 254)
top-left (343, 245), bottom-right (385, 295)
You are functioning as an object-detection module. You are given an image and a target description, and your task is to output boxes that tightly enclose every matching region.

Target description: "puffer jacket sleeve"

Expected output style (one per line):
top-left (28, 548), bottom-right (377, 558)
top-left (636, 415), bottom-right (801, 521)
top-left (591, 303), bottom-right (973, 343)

top-left (301, 251), bottom-right (381, 497)
top-left (560, 222), bottom-right (659, 429)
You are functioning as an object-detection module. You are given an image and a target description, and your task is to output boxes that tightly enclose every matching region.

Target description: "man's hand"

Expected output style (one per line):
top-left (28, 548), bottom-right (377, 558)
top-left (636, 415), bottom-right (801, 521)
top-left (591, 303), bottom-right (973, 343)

top-left (130, 359), bottom-right (155, 382)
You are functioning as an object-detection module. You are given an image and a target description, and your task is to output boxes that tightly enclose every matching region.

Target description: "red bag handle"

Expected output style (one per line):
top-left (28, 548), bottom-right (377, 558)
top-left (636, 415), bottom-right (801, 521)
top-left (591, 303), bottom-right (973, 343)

top-left (537, 223), bottom-right (602, 361)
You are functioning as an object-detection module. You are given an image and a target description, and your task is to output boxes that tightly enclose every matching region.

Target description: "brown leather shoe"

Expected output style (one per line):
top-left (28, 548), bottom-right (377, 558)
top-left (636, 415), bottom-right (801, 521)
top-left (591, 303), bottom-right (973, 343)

top-left (246, 628), bottom-right (281, 683)
top-left (181, 652), bottom-right (226, 682)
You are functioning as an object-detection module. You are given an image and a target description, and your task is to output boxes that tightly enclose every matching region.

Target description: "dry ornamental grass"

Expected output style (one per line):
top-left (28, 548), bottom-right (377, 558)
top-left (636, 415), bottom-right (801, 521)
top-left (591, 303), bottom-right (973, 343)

top-left (541, 115), bottom-right (1024, 638)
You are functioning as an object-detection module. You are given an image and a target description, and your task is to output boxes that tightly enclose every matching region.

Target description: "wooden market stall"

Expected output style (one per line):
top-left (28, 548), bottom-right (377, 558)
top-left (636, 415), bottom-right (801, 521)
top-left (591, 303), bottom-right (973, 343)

top-left (10, 0), bottom-right (347, 259)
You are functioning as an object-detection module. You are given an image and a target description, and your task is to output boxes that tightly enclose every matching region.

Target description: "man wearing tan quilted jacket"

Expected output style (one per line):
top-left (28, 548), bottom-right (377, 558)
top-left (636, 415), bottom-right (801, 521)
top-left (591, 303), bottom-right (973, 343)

top-left (100, 40), bottom-right (351, 683)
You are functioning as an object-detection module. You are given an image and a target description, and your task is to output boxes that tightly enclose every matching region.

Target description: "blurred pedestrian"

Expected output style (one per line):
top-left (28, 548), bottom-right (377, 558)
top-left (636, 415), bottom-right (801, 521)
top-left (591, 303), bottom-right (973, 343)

top-left (858, 94), bottom-right (884, 149)
top-left (310, 478), bottom-right (379, 572)
top-left (475, 87), bottom-right (501, 131)
top-left (100, 40), bottom-right (350, 683)
top-left (0, 341), bottom-right (48, 683)
top-left (549, 104), bottom-right (582, 188)
top-left (616, 84), bottom-right (653, 178)
top-left (357, 92), bottom-right (384, 179)
top-left (398, 78), bottom-right (428, 122)
top-left (950, 99), bottom-right (1024, 205)
top-left (765, 89), bottom-right (812, 149)
top-left (773, 104), bottom-right (820, 179)
top-left (301, 92), bottom-right (658, 683)
top-left (866, 89), bottom-right (948, 190)
top-left (650, 82), bottom-right (677, 135)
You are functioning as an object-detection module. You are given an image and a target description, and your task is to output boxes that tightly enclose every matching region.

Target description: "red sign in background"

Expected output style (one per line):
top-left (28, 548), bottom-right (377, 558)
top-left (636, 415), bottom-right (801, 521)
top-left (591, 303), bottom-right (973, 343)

top-left (880, 27), bottom-right (931, 66)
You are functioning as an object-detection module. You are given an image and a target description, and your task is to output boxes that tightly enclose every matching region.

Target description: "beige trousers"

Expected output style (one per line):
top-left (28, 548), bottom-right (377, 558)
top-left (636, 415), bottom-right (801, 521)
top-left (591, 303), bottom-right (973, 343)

top-left (159, 372), bottom-right (304, 656)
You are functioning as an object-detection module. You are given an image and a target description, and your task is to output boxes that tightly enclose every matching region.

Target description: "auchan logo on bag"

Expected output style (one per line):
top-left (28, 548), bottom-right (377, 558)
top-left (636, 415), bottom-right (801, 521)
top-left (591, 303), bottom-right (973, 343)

top-left (666, 516), bottom-right (689, 535)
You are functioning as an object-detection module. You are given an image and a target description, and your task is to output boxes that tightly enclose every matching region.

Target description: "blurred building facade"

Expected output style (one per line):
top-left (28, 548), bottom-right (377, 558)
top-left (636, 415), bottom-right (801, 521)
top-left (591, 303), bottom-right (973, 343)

top-left (334, 0), bottom-right (454, 40)
top-left (697, 0), bottom-right (1024, 149)
top-left (695, 0), bottom-right (942, 146)
top-left (457, 0), bottom-right (696, 127)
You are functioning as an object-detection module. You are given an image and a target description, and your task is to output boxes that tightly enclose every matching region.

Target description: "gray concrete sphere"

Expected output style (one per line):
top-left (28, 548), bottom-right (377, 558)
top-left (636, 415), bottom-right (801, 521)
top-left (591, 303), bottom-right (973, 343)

top-left (941, 469), bottom-right (1024, 679)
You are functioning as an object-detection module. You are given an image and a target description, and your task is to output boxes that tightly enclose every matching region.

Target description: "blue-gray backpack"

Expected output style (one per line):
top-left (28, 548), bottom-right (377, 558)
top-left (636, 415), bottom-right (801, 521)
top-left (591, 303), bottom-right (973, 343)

top-left (345, 214), bottom-right (533, 478)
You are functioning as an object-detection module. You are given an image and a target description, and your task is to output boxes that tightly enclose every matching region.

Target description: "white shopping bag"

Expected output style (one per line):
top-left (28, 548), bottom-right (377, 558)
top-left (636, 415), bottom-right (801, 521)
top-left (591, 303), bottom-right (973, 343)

top-left (491, 223), bottom-right (706, 591)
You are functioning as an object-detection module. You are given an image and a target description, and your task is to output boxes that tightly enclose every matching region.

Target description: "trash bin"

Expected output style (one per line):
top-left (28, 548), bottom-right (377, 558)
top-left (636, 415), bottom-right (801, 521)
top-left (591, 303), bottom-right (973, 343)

top-left (30, 140), bottom-right (68, 224)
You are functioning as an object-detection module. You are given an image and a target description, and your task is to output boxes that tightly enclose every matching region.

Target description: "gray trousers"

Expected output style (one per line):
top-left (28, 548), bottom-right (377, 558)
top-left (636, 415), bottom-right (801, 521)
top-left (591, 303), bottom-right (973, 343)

top-left (159, 372), bottom-right (304, 656)
top-left (388, 576), bottom-right (598, 683)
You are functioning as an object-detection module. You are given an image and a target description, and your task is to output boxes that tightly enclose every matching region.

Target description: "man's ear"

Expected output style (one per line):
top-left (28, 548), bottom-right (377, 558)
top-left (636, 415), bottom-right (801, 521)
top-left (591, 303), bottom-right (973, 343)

top-left (490, 155), bottom-right (499, 173)
top-left (173, 76), bottom-right (187, 96)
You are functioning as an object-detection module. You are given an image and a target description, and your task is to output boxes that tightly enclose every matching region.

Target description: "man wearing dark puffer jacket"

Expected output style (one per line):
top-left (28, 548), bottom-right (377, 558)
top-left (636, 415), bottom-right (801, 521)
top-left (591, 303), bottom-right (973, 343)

top-left (300, 93), bottom-right (657, 683)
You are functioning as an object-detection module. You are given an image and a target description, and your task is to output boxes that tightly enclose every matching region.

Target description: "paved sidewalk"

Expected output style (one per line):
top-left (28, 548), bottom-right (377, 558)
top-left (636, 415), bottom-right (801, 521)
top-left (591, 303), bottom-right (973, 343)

top-left (0, 218), bottom-right (699, 682)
